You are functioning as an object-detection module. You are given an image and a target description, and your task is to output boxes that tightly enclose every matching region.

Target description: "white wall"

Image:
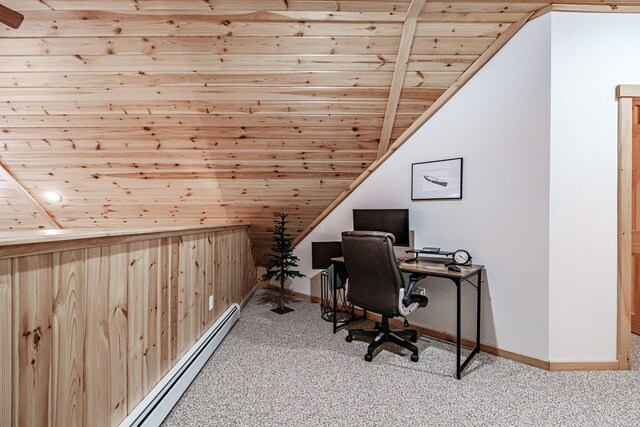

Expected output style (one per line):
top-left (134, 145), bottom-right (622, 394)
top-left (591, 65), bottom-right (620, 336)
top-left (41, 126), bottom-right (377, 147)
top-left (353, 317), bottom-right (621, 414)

top-left (291, 12), bottom-right (640, 363)
top-left (293, 13), bottom-right (640, 361)
top-left (292, 15), bottom-right (553, 360)
top-left (548, 13), bottom-right (640, 362)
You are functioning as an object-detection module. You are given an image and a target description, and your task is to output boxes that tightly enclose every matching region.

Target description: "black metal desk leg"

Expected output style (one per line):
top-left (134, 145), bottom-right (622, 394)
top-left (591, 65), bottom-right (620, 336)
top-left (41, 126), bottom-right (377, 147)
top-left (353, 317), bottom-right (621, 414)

top-left (456, 278), bottom-right (461, 379)
top-left (332, 267), bottom-right (338, 333)
top-left (456, 270), bottom-right (483, 379)
top-left (476, 270), bottom-right (482, 351)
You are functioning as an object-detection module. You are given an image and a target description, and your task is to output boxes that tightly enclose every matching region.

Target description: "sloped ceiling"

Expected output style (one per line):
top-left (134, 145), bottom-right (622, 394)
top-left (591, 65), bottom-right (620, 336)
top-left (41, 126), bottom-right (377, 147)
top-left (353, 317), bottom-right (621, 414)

top-left (0, 175), bottom-right (51, 229)
top-left (0, 0), bottom-right (635, 263)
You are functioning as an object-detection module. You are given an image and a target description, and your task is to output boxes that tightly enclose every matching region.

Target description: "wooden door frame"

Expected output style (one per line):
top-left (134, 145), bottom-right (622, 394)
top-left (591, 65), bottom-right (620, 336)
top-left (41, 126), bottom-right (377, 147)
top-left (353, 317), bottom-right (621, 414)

top-left (616, 85), bottom-right (639, 370)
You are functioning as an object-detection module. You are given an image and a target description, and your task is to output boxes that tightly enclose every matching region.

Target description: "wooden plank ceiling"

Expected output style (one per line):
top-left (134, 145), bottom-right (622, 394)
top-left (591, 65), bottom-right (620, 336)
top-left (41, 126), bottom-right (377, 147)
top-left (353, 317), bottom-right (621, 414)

top-left (0, 0), bottom-right (631, 263)
top-left (0, 175), bottom-right (51, 230)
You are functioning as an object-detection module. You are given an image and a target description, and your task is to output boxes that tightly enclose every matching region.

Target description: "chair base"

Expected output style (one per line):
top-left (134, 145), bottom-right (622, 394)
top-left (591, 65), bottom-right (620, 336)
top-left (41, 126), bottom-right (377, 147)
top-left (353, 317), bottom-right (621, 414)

top-left (346, 316), bottom-right (419, 362)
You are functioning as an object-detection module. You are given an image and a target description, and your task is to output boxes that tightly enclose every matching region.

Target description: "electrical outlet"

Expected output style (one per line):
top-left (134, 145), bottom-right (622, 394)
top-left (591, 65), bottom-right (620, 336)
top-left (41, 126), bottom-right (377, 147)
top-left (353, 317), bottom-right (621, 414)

top-left (209, 295), bottom-right (214, 311)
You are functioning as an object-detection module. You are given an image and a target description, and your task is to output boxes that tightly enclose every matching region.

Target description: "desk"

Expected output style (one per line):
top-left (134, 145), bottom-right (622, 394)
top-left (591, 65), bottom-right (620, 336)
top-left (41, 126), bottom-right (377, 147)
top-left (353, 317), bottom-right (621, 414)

top-left (332, 256), bottom-right (484, 379)
top-left (320, 269), bottom-right (366, 333)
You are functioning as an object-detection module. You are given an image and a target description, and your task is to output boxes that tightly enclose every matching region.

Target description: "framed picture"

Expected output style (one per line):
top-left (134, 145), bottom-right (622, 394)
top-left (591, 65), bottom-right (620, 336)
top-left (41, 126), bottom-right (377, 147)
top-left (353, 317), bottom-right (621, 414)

top-left (411, 157), bottom-right (463, 200)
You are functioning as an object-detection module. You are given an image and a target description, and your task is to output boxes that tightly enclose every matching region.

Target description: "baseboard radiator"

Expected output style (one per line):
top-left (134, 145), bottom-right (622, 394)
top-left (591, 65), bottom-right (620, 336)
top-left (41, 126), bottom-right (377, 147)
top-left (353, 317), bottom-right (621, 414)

top-left (119, 304), bottom-right (241, 427)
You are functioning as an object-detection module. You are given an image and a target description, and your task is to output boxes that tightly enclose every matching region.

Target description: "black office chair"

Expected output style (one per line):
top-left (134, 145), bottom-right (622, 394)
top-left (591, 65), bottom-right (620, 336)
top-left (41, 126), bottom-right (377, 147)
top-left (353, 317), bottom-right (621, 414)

top-left (341, 231), bottom-right (429, 362)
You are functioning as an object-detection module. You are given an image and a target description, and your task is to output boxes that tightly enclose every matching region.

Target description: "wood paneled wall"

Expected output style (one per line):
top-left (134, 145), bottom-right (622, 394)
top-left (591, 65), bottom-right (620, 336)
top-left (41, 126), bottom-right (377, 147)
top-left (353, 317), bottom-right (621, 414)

top-left (0, 225), bottom-right (256, 427)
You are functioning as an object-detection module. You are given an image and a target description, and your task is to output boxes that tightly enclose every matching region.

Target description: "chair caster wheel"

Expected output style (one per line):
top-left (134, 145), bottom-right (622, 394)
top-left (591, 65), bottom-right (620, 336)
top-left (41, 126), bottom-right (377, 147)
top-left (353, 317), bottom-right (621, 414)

top-left (345, 335), bottom-right (353, 342)
top-left (364, 354), bottom-right (373, 362)
top-left (411, 354), bottom-right (419, 362)
top-left (410, 335), bottom-right (418, 343)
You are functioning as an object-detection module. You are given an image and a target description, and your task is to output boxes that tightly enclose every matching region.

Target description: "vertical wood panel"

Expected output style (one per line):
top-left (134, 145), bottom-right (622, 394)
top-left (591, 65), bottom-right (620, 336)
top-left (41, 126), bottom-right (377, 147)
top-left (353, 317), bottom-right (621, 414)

top-left (194, 234), bottom-right (205, 335)
top-left (234, 230), bottom-right (242, 304)
top-left (178, 234), bottom-right (205, 355)
top-left (85, 244), bottom-right (128, 427)
top-left (632, 104), bottom-right (640, 335)
top-left (127, 240), bottom-right (148, 411)
top-left (214, 230), bottom-right (230, 319)
top-left (178, 235), bottom-right (196, 357)
top-left (632, 103), bottom-right (639, 234)
top-left (107, 244), bottom-right (129, 424)
top-left (159, 238), bottom-right (171, 376)
top-left (230, 231), bottom-right (238, 305)
top-left (127, 239), bottom-right (166, 409)
top-left (204, 233), bottom-right (215, 327)
top-left (84, 246), bottom-right (111, 427)
top-left (213, 233), bottom-right (222, 320)
top-left (144, 239), bottom-right (161, 394)
top-left (169, 237), bottom-right (179, 363)
top-left (51, 249), bottom-right (85, 427)
top-left (225, 230), bottom-right (234, 311)
top-left (239, 230), bottom-right (248, 300)
top-left (0, 260), bottom-right (11, 427)
top-left (13, 254), bottom-right (53, 427)
top-left (243, 230), bottom-right (257, 300)
top-left (619, 96), bottom-right (633, 369)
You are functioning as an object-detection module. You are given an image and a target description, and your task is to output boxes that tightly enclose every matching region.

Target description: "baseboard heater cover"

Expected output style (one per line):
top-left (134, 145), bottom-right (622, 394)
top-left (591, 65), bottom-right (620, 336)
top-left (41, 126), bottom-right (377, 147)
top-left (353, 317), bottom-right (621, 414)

top-left (119, 303), bottom-right (241, 427)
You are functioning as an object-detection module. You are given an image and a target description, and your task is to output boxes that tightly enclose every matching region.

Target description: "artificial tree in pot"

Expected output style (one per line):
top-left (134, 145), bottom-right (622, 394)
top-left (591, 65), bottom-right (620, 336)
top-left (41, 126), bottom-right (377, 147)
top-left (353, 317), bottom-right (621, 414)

top-left (261, 212), bottom-right (305, 314)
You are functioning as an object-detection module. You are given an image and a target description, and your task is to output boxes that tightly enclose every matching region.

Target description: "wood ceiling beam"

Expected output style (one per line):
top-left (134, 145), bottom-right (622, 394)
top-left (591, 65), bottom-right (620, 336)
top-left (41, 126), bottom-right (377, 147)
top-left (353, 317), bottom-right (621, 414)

top-left (296, 10), bottom-right (536, 246)
top-left (0, 161), bottom-right (63, 229)
top-left (376, 0), bottom-right (426, 159)
top-left (529, 2), bottom-right (640, 20)
top-left (0, 4), bottom-right (23, 29)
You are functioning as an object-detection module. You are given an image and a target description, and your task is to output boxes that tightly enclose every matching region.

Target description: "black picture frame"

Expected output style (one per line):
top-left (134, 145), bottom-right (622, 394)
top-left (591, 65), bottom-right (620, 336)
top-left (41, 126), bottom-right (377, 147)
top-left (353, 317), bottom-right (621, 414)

top-left (411, 157), bottom-right (463, 200)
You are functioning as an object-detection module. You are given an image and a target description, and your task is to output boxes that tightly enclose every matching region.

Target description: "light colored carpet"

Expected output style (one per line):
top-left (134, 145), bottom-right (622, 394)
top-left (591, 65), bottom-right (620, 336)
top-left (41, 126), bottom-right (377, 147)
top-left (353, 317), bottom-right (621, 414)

top-left (163, 289), bottom-right (640, 426)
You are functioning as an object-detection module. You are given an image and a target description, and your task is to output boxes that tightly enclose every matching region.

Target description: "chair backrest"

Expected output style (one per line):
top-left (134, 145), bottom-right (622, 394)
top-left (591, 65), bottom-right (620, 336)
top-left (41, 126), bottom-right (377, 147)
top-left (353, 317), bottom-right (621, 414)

top-left (341, 231), bottom-right (404, 316)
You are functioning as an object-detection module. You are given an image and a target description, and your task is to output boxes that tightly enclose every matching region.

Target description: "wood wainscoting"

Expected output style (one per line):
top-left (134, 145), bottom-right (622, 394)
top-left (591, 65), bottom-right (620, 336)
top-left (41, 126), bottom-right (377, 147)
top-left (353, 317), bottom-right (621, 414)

top-left (617, 85), bottom-right (639, 370)
top-left (0, 225), bottom-right (256, 427)
top-left (632, 102), bottom-right (640, 335)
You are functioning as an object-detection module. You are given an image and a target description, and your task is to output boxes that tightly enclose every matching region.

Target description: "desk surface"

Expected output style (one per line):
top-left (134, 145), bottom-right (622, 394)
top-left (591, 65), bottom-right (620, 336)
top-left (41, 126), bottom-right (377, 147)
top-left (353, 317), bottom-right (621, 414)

top-left (331, 256), bottom-right (483, 280)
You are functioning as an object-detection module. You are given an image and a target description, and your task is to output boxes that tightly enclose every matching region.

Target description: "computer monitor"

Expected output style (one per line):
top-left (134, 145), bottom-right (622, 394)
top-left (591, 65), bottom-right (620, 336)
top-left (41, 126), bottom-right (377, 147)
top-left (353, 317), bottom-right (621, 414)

top-left (311, 241), bottom-right (343, 270)
top-left (352, 209), bottom-right (410, 247)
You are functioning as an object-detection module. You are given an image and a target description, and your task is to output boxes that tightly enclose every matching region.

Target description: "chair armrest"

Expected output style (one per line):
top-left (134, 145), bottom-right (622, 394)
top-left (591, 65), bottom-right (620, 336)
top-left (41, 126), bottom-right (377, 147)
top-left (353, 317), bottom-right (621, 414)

top-left (398, 273), bottom-right (429, 316)
top-left (403, 273), bottom-right (427, 307)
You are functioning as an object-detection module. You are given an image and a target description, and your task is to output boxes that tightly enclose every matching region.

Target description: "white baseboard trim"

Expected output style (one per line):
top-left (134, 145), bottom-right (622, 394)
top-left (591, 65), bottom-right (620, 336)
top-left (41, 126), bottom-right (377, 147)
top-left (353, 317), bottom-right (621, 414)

top-left (119, 304), bottom-right (241, 427)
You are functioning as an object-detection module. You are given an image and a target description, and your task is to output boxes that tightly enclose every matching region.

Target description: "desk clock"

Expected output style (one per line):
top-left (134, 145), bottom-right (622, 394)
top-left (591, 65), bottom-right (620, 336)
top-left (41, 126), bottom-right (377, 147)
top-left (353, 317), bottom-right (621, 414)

top-left (452, 249), bottom-right (471, 266)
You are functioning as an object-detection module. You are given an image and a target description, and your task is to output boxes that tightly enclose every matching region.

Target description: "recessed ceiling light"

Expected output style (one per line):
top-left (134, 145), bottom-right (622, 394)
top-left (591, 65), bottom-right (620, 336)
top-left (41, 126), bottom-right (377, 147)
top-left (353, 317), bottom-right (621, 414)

top-left (43, 190), bottom-right (63, 203)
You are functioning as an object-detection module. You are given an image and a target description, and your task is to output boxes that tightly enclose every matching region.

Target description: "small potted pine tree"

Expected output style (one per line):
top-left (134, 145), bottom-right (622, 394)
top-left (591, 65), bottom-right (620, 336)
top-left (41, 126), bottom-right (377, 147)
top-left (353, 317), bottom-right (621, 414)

top-left (262, 212), bottom-right (305, 314)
